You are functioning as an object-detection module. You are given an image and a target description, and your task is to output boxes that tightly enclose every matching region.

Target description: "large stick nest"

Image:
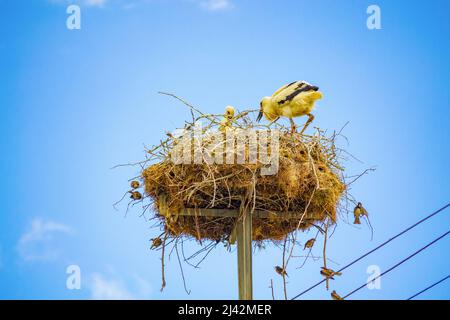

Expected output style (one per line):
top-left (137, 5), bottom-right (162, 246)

top-left (140, 108), bottom-right (346, 242)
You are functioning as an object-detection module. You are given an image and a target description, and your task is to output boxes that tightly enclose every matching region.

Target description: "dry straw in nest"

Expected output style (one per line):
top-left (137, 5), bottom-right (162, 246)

top-left (141, 108), bottom-right (346, 243)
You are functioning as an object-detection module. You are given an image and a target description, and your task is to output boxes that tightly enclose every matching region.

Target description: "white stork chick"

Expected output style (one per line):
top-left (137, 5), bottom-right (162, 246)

top-left (257, 81), bottom-right (323, 134)
top-left (219, 105), bottom-right (235, 132)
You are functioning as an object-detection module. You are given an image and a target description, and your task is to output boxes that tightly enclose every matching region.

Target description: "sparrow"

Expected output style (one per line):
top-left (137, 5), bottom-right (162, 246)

top-left (353, 202), bottom-right (368, 224)
top-left (151, 237), bottom-right (162, 249)
top-left (331, 290), bottom-right (344, 300)
top-left (129, 191), bottom-right (142, 201)
top-left (275, 266), bottom-right (288, 277)
top-left (304, 238), bottom-right (316, 250)
top-left (320, 267), bottom-right (342, 280)
top-left (130, 180), bottom-right (140, 189)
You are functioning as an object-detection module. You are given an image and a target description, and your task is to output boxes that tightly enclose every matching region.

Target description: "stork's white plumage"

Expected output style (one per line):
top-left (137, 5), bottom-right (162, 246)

top-left (257, 81), bottom-right (323, 134)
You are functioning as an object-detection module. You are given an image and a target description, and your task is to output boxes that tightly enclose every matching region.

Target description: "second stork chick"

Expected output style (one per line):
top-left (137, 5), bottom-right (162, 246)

top-left (219, 105), bottom-right (236, 132)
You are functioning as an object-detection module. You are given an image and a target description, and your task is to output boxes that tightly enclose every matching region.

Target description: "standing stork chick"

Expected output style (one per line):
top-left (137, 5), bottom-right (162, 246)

top-left (219, 105), bottom-right (236, 132)
top-left (257, 81), bottom-right (323, 134)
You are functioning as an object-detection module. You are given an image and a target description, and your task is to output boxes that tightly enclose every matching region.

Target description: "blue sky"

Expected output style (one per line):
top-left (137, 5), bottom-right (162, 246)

top-left (0, 0), bottom-right (449, 299)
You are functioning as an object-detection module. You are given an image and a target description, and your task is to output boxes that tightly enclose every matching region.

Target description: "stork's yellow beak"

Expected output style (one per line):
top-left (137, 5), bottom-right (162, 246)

top-left (256, 110), bottom-right (263, 122)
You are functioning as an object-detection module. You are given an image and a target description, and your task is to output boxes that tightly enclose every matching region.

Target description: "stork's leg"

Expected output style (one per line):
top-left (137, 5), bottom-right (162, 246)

top-left (299, 114), bottom-right (315, 135)
top-left (289, 118), bottom-right (297, 133)
top-left (268, 117), bottom-right (280, 127)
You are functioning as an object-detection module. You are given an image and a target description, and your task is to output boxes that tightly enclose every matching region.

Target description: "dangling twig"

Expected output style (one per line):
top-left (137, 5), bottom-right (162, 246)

top-left (297, 229), bottom-right (320, 269)
top-left (323, 222), bottom-right (329, 290)
top-left (175, 240), bottom-right (191, 295)
top-left (282, 236), bottom-right (288, 300)
top-left (160, 232), bottom-right (168, 292)
top-left (364, 216), bottom-right (374, 241)
top-left (269, 279), bottom-right (275, 300)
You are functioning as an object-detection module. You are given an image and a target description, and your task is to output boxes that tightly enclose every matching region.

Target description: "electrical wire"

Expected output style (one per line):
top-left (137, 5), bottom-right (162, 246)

top-left (343, 231), bottom-right (449, 299)
top-left (291, 203), bottom-right (449, 300)
top-left (406, 275), bottom-right (449, 300)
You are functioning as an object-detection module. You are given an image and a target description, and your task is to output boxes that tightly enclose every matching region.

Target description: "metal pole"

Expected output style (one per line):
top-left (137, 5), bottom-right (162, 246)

top-left (237, 209), bottom-right (253, 300)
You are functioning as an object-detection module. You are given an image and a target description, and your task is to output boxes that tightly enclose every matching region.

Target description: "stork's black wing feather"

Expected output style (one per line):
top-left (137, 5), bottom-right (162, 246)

top-left (277, 82), bottom-right (316, 105)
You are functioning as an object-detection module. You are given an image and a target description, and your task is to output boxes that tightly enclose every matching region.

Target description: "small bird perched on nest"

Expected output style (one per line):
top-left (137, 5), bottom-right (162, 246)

top-left (130, 180), bottom-right (140, 189)
top-left (129, 190), bottom-right (142, 201)
top-left (257, 81), bottom-right (323, 134)
top-left (219, 105), bottom-right (235, 132)
top-left (150, 237), bottom-right (162, 250)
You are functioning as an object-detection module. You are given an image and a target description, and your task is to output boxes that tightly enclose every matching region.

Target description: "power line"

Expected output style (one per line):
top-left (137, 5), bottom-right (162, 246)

top-left (343, 231), bottom-right (449, 299)
top-left (407, 275), bottom-right (449, 300)
top-left (291, 203), bottom-right (449, 300)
